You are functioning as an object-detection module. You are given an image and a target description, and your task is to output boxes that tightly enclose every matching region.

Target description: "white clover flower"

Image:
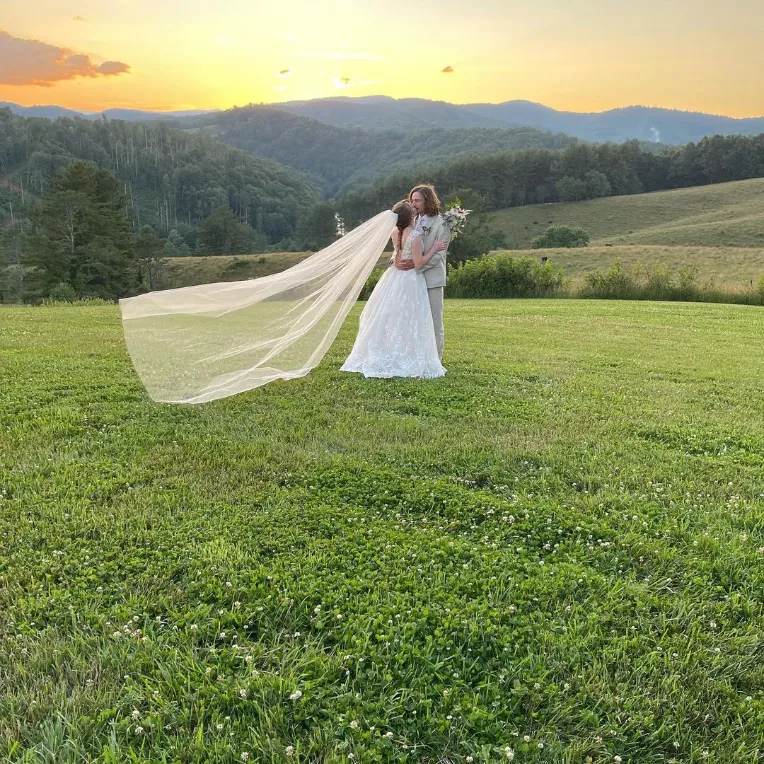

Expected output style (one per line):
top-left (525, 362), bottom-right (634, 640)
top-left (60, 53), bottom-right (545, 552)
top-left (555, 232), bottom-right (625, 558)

top-left (289, 690), bottom-right (302, 701)
top-left (241, 753), bottom-right (249, 761)
top-left (504, 747), bottom-right (515, 760)
top-left (285, 746), bottom-right (294, 757)
top-left (134, 726), bottom-right (144, 735)
top-left (523, 735), bottom-right (531, 743)
top-left (349, 720), bottom-right (359, 729)
top-left (384, 731), bottom-right (394, 739)
top-left (614, 757), bottom-right (622, 763)
top-left (239, 689), bottom-right (247, 699)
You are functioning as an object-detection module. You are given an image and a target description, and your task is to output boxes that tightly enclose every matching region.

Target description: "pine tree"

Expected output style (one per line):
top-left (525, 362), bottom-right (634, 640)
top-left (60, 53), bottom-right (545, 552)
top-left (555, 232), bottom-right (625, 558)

top-left (23, 162), bottom-right (140, 300)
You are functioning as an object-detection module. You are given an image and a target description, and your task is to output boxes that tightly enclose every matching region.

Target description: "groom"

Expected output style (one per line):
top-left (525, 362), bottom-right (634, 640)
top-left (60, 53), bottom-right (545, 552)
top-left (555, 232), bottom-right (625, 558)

top-left (395, 184), bottom-right (450, 359)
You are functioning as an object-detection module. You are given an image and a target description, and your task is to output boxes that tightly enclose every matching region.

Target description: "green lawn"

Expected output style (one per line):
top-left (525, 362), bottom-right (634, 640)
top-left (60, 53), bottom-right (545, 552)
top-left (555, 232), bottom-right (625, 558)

top-left (489, 178), bottom-right (764, 250)
top-left (1, 301), bottom-right (763, 762)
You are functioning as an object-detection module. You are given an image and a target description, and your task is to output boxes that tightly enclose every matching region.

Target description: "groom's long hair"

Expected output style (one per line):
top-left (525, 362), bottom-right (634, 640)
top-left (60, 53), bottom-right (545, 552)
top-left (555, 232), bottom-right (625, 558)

top-left (409, 184), bottom-right (441, 216)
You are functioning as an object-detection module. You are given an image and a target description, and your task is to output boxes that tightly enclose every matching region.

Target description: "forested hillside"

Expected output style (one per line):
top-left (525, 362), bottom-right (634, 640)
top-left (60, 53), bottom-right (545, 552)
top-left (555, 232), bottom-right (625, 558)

top-left (0, 109), bottom-right (319, 242)
top-left (185, 106), bottom-right (578, 195)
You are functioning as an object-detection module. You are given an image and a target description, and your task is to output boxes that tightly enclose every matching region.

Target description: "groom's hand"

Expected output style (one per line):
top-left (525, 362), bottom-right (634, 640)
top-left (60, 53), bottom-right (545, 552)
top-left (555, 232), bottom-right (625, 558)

top-left (394, 260), bottom-right (415, 271)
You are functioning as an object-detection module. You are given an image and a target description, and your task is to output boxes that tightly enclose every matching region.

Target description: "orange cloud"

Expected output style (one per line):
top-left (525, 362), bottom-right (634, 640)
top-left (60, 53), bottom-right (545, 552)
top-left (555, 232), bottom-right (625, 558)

top-left (0, 30), bottom-right (131, 86)
top-left (442, 66), bottom-right (454, 73)
top-left (72, 15), bottom-right (88, 22)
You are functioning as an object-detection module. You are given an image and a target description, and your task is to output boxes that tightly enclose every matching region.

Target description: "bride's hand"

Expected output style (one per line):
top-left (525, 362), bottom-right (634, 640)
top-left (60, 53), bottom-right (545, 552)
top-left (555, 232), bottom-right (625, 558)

top-left (433, 240), bottom-right (447, 252)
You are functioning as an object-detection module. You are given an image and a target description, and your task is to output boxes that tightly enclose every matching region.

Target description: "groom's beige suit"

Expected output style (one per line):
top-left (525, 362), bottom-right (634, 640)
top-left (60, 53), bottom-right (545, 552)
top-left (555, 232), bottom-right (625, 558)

top-left (416, 213), bottom-right (450, 360)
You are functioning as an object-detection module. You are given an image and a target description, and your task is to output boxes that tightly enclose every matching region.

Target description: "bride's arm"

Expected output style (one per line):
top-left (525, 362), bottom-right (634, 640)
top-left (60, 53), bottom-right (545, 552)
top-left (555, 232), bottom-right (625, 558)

top-left (411, 235), bottom-right (447, 270)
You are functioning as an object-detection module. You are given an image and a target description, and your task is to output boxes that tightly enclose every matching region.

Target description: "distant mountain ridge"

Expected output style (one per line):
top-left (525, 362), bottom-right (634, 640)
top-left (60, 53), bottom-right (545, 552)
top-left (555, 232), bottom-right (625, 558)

top-left (3, 96), bottom-right (763, 146)
top-left (271, 97), bottom-right (764, 145)
top-left (0, 102), bottom-right (216, 121)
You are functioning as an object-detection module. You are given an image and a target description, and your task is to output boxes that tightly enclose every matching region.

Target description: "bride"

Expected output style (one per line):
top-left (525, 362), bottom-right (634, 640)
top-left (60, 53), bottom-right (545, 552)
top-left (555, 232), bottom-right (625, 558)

top-left (119, 202), bottom-right (446, 404)
top-left (341, 200), bottom-right (446, 379)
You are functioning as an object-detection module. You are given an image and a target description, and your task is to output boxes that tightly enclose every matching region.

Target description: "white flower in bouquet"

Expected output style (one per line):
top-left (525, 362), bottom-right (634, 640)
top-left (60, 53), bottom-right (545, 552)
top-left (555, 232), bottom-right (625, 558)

top-left (442, 206), bottom-right (471, 240)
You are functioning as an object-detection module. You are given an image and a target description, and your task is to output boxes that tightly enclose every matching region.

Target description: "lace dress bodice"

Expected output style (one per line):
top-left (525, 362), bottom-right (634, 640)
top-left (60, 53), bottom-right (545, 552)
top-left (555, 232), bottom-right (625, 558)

top-left (396, 229), bottom-right (421, 263)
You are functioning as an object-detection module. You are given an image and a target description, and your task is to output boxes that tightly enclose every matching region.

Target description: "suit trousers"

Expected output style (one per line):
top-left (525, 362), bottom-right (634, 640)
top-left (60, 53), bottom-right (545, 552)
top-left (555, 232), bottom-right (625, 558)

top-left (427, 286), bottom-right (444, 360)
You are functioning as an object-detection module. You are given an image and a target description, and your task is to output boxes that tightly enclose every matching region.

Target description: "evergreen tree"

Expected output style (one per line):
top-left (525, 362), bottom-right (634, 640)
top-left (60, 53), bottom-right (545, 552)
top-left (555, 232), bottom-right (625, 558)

top-left (22, 162), bottom-right (139, 300)
top-left (165, 229), bottom-right (191, 258)
top-left (296, 202), bottom-right (339, 250)
top-left (198, 206), bottom-right (256, 255)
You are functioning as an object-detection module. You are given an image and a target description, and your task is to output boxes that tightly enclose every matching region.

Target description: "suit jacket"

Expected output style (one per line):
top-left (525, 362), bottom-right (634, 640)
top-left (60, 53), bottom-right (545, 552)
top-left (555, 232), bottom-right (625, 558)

top-left (418, 214), bottom-right (451, 288)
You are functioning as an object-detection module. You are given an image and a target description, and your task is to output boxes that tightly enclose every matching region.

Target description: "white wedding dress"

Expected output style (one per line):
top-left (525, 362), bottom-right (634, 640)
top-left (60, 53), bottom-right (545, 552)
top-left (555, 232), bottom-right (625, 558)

top-left (341, 229), bottom-right (446, 379)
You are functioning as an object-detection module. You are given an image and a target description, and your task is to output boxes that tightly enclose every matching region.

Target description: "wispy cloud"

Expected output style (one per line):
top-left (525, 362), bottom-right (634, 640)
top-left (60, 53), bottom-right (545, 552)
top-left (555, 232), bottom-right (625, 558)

top-left (72, 15), bottom-right (88, 22)
top-left (276, 69), bottom-right (293, 79)
top-left (303, 51), bottom-right (386, 62)
top-left (442, 66), bottom-right (454, 73)
top-left (0, 30), bottom-right (130, 86)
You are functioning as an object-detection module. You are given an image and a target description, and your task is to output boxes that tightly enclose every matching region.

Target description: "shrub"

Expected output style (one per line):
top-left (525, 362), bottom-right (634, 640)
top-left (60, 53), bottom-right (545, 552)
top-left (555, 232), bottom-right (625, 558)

top-left (532, 225), bottom-right (590, 249)
top-left (360, 268), bottom-right (385, 300)
top-left (580, 261), bottom-right (635, 299)
top-left (446, 253), bottom-right (567, 299)
top-left (579, 262), bottom-right (762, 305)
top-left (48, 282), bottom-right (78, 302)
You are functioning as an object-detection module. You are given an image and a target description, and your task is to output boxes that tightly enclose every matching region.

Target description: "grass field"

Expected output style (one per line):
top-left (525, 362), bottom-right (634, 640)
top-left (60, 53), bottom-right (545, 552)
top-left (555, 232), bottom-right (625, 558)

top-left (497, 246), bottom-right (764, 291)
top-left (489, 178), bottom-right (764, 250)
top-left (163, 252), bottom-right (393, 290)
top-left (2, 301), bottom-right (763, 762)
top-left (163, 252), bottom-right (314, 289)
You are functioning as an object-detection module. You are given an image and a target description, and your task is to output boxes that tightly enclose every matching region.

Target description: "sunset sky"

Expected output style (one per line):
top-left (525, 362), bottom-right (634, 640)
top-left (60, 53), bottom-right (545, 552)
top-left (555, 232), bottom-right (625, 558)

top-left (2, 0), bottom-right (763, 117)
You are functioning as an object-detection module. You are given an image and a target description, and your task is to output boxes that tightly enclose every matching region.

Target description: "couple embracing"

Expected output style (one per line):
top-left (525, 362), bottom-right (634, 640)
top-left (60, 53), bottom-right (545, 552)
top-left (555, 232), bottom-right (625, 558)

top-left (341, 184), bottom-right (451, 380)
top-left (119, 183), bottom-right (456, 404)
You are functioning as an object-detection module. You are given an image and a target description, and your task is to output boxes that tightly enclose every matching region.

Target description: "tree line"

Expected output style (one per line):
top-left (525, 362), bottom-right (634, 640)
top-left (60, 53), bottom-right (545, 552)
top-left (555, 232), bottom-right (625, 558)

top-left (336, 134), bottom-right (764, 227)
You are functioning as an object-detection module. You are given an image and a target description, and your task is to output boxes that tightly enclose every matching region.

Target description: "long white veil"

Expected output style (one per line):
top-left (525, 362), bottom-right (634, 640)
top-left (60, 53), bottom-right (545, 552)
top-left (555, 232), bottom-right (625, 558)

top-left (120, 209), bottom-right (396, 404)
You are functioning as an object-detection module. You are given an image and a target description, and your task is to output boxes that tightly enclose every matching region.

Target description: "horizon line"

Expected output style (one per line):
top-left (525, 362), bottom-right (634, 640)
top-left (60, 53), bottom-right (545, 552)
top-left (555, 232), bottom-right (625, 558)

top-left (3, 96), bottom-right (764, 121)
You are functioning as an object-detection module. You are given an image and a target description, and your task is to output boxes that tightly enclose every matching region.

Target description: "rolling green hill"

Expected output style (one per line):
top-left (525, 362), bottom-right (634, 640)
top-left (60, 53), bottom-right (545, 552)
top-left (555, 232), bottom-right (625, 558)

top-left (489, 177), bottom-right (764, 249)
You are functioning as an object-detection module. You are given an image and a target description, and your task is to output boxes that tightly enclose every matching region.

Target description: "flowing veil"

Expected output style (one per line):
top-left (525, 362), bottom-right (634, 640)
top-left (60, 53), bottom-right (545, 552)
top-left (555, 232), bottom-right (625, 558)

top-left (120, 210), bottom-right (397, 404)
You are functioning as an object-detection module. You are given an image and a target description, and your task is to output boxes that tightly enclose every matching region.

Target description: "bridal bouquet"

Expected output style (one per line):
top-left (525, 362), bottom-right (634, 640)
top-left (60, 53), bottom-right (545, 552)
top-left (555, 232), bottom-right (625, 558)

top-left (442, 206), bottom-right (471, 239)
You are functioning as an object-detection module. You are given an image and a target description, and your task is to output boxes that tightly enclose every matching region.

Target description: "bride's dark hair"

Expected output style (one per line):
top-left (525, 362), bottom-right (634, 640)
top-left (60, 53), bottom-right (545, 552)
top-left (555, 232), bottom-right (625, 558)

top-left (392, 200), bottom-right (414, 251)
